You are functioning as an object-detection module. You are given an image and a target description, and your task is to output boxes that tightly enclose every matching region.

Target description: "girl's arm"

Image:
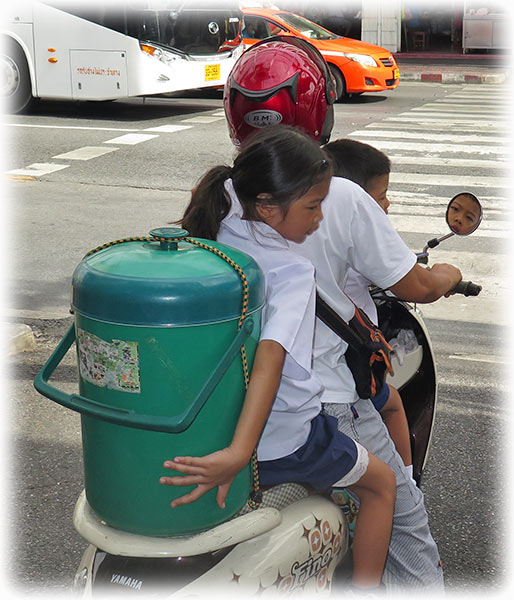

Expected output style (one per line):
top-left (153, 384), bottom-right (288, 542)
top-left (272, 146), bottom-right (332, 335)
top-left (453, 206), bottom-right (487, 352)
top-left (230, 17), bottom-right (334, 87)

top-left (159, 339), bottom-right (286, 509)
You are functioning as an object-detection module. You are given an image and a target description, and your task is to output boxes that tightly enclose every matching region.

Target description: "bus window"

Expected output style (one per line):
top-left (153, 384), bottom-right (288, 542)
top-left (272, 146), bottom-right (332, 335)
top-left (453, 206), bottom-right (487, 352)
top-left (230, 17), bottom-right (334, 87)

top-left (43, 1), bottom-right (242, 55)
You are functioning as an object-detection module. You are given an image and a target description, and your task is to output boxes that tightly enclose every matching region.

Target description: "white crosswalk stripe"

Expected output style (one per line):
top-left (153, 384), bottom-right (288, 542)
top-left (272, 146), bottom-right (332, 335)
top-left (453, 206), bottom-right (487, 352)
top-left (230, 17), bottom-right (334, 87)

top-left (351, 129), bottom-right (506, 144)
top-left (387, 155), bottom-right (507, 169)
top-left (347, 85), bottom-right (510, 325)
top-left (353, 140), bottom-right (508, 155)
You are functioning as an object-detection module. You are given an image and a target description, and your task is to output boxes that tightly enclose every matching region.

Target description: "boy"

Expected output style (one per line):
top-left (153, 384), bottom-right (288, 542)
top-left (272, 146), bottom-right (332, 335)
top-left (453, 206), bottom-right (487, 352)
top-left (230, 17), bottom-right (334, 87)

top-left (323, 138), bottom-right (413, 479)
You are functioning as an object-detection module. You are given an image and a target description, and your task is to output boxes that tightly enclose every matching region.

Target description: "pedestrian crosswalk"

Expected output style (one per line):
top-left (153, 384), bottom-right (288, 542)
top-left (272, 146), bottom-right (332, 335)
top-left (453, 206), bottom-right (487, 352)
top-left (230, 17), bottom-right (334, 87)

top-left (345, 85), bottom-right (510, 326)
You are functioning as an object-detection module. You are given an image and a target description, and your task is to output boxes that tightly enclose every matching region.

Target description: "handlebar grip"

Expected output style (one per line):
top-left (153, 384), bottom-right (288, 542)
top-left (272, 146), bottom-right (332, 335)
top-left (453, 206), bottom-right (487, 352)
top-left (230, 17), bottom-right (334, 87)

top-left (452, 280), bottom-right (482, 296)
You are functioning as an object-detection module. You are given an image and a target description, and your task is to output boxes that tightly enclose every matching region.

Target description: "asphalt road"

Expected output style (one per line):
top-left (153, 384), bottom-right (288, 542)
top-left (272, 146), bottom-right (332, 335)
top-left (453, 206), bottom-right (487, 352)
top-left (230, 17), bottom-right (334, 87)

top-left (4, 80), bottom-right (511, 597)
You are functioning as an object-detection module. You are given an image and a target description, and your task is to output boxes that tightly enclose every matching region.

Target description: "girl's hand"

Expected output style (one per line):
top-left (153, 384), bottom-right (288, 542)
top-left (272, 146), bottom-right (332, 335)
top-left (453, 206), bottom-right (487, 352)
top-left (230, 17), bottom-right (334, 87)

top-left (159, 446), bottom-right (248, 509)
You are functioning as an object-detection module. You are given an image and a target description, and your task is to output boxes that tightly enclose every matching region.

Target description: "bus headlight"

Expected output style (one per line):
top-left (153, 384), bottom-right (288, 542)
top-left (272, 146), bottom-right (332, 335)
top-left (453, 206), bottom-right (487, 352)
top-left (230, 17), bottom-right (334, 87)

top-left (140, 43), bottom-right (180, 66)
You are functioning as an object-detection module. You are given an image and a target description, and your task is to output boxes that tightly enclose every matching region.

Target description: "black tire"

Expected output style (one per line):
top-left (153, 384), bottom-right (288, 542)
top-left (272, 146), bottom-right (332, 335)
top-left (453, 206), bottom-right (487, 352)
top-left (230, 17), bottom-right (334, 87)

top-left (328, 64), bottom-right (345, 101)
top-left (2, 39), bottom-right (33, 114)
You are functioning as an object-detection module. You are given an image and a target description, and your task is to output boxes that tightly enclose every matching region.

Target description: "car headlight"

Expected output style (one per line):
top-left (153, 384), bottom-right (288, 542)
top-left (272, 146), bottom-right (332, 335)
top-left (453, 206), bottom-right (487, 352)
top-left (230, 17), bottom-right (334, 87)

top-left (140, 43), bottom-right (180, 66)
top-left (343, 53), bottom-right (378, 67)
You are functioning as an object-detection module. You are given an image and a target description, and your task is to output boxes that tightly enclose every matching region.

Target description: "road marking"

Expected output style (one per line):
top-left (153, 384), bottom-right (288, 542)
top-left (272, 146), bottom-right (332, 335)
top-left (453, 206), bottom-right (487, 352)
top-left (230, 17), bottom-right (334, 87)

top-left (397, 110), bottom-right (506, 121)
top-left (388, 214), bottom-right (509, 238)
top-left (4, 175), bottom-right (36, 181)
top-left (352, 129), bottom-right (506, 144)
top-left (352, 139), bottom-right (509, 156)
top-left (411, 104), bottom-right (508, 114)
top-left (389, 172), bottom-right (508, 188)
top-left (385, 116), bottom-right (504, 127)
top-left (445, 93), bottom-right (506, 99)
top-left (181, 115), bottom-right (225, 123)
top-left (143, 124), bottom-right (193, 133)
top-left (448, 354), bottom-right (510, 364)
top-left (52, 146), bottom-right (119, 160)
top-left (389, 202), bottom-right (512, 218)
top-left (388, 192), bottom-right (510, 214)
top-left (387, 190), bottom-right (509, 204)
top-left (388, 155), bottom-right (507, 170)
top-left (5, 123), bottom-right (140, 132)
top-left (6, 163), bottom-right (69, 176)
top-left (437, 98), bottom-right (507, 104)
top-left (372, 121), bottom-right (503, 133)
top-left (103, 133), bottom-right (159, 145)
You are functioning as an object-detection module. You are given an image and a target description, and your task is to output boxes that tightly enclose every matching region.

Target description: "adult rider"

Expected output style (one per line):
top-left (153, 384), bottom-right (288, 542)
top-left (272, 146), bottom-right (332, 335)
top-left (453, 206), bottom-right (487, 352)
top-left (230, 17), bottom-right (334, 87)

top-left (223, 36), bottom-right (462, 592)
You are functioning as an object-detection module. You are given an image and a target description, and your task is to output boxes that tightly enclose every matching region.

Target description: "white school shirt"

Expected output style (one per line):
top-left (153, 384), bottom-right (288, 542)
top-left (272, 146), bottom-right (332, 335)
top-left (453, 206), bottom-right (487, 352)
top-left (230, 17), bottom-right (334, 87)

top-left (217, 180), bottom-right (323, 461)
top-left (291, 177), bottom-right (416, 404)
top-left (344, 268), bottom-right (378, 325)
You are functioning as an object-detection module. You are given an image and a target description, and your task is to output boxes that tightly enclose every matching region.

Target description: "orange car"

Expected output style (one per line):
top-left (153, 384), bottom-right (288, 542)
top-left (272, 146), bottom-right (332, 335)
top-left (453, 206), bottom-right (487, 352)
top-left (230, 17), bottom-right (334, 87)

top-left (241, 7), bottom-right (399, 99)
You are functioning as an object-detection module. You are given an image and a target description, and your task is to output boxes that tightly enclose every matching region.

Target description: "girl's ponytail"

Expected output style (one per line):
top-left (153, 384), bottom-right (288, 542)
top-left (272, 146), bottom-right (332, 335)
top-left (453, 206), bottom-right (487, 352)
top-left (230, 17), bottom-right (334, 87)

top-left (181, 165), bottom-right (232, 240)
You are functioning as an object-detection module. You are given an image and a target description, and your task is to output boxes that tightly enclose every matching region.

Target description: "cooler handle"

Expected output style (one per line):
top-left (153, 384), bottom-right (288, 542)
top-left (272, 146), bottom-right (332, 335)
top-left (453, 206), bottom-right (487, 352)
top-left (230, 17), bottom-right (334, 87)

top-left (34, 320), bottom-right (255, 433)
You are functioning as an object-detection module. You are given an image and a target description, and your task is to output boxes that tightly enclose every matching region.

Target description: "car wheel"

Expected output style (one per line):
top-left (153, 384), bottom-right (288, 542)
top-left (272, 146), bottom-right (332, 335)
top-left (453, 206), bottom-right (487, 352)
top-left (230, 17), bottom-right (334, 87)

top-left (1, 39), bottom-right (33, 114)
top-left (328, 64), bottom-right (345, 101)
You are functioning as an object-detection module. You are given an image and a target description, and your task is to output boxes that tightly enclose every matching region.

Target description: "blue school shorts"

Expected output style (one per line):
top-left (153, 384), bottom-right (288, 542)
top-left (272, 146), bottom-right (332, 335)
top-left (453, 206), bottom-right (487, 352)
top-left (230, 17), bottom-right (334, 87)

top-left (258, 412), bottom-right (360, 491)
top-left (371, 382), bottom-right (390, 412)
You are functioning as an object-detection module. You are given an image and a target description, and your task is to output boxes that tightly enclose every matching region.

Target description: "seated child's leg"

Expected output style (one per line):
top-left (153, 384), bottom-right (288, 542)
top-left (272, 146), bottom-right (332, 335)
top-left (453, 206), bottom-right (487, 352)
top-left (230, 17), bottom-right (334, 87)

top-left (342, 452), bottom-right (396, 589)
top-left (379, 385), bottom-right (412, 470)
top-left (257, 414), bottom-right (395, 589)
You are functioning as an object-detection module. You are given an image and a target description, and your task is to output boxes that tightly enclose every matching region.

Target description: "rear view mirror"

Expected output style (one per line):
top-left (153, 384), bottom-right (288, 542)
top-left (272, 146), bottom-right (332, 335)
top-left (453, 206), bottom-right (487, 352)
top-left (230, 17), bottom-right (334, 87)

top-left (445, 192), bottom-right (482, 236)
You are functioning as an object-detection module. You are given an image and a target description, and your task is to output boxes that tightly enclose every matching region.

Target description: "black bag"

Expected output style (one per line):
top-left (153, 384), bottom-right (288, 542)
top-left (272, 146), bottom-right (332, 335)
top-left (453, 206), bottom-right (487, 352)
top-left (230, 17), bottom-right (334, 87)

top-left (315, 293), bottom-right (394, 399)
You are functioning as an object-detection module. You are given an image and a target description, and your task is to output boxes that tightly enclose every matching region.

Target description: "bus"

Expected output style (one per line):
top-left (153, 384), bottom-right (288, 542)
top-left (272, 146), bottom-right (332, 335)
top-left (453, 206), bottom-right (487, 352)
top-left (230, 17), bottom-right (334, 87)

top-left (2, 0), bottom-right (244, 113)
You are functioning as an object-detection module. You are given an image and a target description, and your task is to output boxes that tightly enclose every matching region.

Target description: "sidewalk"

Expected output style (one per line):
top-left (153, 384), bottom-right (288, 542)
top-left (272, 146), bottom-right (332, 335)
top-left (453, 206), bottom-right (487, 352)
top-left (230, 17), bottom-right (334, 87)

top-left (395, 52), bottom-right (510, 84)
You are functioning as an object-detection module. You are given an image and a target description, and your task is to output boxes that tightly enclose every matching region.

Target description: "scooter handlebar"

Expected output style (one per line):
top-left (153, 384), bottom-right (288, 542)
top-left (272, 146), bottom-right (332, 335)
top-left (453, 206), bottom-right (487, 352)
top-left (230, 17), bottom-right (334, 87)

top-left (451, 280), bottom-right (482, 296)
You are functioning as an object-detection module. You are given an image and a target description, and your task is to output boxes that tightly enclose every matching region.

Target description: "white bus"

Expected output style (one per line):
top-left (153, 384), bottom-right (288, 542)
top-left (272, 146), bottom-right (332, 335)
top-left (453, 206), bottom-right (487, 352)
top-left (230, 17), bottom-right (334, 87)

top-left (2, 0), bottom-right (244, 113)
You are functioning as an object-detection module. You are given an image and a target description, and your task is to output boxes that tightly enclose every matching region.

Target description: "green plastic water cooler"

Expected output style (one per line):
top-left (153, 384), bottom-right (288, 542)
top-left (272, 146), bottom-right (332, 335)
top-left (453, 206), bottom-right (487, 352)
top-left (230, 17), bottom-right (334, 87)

top-left (34, 228), bottom-right (264, 536)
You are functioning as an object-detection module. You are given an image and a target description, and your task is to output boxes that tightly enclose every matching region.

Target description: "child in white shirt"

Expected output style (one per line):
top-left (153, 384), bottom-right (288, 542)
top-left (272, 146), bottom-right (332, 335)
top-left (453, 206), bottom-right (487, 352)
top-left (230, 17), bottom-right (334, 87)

top-left (160, 126), bottom-right (396, 591)
top-left (323, 138), bottom-right (413, 476)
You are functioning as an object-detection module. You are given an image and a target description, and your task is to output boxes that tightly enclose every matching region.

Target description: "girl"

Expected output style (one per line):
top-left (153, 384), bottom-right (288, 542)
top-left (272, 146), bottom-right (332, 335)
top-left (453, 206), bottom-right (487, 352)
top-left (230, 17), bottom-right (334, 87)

top-left (159, 126), bottom-right (395, 591)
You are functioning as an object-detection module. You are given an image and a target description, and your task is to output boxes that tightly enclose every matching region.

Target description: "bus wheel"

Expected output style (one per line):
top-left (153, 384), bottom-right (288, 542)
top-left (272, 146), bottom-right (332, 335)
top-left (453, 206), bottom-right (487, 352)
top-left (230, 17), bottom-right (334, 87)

top-left (1, 40), bottom-right (33, 114)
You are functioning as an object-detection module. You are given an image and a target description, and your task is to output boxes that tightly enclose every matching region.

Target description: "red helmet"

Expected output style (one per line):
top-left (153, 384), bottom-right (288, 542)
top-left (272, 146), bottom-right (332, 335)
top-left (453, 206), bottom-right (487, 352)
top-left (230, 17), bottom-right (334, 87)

top-left (224, 35), bottom-right (336, 146)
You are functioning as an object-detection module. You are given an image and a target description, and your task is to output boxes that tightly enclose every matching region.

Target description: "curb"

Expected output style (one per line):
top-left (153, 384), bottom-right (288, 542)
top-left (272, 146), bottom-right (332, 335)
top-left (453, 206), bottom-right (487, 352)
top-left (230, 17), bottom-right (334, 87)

top-left (400, 71), bottom-right (507, 84)
top-left (5, 323), bottom-right (36, 355)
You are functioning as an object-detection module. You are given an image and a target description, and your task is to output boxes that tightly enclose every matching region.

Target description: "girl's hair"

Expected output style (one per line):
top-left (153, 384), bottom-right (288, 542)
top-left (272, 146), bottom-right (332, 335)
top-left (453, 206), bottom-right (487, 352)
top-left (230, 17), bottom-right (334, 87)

top-left (181, 125), bottom-right (331, 240)
top-left (323, 138), bottom-right (390, 192)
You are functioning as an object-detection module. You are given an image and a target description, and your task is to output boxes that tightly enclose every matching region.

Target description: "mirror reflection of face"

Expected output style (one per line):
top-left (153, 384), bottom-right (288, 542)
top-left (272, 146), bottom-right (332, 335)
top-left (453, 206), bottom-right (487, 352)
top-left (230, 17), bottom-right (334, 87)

top-left (446, 193), bottom-right (482, 235)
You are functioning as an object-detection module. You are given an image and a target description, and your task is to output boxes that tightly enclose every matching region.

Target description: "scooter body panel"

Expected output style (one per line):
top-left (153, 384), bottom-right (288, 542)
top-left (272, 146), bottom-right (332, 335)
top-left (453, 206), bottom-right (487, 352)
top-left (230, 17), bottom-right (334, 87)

top-left (375, 295), bottom-right (438, 484)
top-left (74, 494), bottom-right (348, 597)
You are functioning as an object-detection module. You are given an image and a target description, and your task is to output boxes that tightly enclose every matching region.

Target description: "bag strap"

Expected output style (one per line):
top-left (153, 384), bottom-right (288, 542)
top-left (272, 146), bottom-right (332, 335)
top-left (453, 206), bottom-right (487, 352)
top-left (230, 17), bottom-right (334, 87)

top-left (315, 292), bottom-right (366, 351)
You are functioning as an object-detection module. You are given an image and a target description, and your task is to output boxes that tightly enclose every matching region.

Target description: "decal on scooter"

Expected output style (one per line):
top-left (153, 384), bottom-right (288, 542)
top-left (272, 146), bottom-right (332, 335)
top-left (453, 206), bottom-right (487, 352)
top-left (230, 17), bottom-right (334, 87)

top-left (109, 573), bottom-right (143, 590)
top-left (277, 516), bottom-right (344, 594)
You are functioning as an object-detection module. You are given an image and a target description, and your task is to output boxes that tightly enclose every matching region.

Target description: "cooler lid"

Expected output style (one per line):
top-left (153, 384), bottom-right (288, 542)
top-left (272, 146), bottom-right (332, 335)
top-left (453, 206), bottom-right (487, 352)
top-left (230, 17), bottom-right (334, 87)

top-left (72, 228), bottom-right (264, 326)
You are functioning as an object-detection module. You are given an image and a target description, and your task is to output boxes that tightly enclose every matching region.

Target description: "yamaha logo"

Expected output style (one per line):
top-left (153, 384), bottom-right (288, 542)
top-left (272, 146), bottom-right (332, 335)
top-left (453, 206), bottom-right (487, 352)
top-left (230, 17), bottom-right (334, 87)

top-left (208, 21), bottom-right (220, 35)
top-left (244, 110), bottom-right (283, 128)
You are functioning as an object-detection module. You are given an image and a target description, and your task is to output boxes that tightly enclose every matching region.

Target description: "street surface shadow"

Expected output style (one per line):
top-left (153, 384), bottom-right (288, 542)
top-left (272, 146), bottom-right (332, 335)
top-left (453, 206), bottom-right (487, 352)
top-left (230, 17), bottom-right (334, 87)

top-left (338, 94), bottom-right (388, 104)
top-left (22, 90), bottom-right (223, 122)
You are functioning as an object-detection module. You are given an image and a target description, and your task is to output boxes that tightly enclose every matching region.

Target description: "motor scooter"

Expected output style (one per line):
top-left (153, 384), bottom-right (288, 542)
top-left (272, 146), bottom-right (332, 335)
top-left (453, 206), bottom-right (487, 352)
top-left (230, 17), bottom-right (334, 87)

top-left (34, 193), bottom-right (482, 598)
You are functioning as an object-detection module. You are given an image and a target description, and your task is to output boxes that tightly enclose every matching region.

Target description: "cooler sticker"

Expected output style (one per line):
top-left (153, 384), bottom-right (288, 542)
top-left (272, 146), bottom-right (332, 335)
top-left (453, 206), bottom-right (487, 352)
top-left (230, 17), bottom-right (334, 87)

top-left (77, 329), bottom-right (141, 393)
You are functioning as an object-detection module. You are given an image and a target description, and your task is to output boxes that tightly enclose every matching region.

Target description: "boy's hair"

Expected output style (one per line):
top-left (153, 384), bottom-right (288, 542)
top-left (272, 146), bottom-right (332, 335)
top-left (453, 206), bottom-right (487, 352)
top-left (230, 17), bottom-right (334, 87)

top-left (323, 139), bottom-right (391, 191)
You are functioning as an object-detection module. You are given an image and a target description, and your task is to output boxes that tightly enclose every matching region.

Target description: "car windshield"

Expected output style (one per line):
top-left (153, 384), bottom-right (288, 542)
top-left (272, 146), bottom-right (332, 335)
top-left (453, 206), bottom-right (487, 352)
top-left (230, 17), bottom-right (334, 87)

top-left (279, 13), bottom-right (340, 40)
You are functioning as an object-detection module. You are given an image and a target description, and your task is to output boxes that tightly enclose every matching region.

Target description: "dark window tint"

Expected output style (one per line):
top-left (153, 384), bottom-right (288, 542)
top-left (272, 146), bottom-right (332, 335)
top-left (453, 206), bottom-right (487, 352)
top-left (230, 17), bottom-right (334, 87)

top-left (44, 1), bottom-right (242, 54)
